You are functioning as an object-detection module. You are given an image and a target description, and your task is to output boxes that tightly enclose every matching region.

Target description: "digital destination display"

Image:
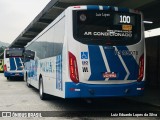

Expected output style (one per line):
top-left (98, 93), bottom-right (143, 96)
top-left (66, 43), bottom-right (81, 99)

top-left (73, 10), bottom-right (141, 45)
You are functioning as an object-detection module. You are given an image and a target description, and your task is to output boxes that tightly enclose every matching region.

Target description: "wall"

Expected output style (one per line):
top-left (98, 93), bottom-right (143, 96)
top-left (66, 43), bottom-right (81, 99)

top-left (145, 36), bottom-right (160, 89)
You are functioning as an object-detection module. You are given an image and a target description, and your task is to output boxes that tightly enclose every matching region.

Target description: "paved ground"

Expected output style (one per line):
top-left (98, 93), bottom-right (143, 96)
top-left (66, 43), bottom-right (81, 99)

top-left (0, 73), bottom-right (159, 120)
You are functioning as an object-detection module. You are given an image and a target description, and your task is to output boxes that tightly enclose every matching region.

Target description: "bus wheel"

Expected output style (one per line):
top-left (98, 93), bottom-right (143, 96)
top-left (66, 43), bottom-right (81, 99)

top-left (39, 77), bottom-right (47, 100)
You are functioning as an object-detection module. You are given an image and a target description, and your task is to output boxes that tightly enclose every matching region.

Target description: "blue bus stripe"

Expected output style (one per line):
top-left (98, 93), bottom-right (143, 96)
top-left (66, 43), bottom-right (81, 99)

top-left (103, 6), bottom-right (110, 10)
top-left (111, 7), bottom-right (116, 11)
top-left (116, 46), bottom-right (139, 80)
top-left (86, 5), bottom-right (129, 12)
top-left (9, 58), bottom-right (16, 70)
top-left (88, 46), bottom-right (106, 81)
top-left (56, 55), bottom-right (62, 91)
top-left (15, 57), bottom-right (22, 70)
top-left (103, 47), bottom-right (127, 80)
top-left (118, 7), bottom-right (129, 12)
top-left (60, 55), bottom-right (62, 91)
top-left (56, 56), bottom-right (58, 89)
top-left (87, 5), bottom-right (99, 10)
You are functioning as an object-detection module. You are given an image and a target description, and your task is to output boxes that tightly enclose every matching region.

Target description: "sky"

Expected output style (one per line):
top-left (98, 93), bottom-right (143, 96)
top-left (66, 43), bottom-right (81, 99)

top-left (0, 0), bottom-right (50, 44)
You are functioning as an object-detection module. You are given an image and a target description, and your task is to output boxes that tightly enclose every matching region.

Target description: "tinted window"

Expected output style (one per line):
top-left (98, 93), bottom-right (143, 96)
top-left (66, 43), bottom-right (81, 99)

top-left (26, 17), bottom-right (65, 59)
top-left (73, 10), bottom-right (141, 45)
top-left (23, 50), bottom-right (35, 62)
top-left (6, 49), bottom-right (24, 58)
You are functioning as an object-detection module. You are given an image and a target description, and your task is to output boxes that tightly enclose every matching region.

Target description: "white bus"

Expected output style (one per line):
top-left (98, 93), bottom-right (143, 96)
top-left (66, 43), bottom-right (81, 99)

top-left (4, 48), bottom-right (24, 80)
top-left (24, 5), bottom-right (145, 100)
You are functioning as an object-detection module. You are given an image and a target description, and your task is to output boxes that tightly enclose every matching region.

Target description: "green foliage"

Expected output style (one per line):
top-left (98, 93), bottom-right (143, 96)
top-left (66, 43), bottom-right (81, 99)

top-left (0, 46), bottom-right (6, 59)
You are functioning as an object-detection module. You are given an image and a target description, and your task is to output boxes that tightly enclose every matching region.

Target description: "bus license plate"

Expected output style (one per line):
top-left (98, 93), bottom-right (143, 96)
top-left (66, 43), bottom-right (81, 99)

top-left (103, 72), bottom-right (117, 78)
top-left (15, 73), bottom-right (19, 76)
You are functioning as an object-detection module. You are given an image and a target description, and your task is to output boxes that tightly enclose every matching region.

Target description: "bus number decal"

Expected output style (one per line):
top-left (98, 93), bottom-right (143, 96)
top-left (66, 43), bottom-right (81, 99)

top-left (120, 15), bottom-right (131, 24)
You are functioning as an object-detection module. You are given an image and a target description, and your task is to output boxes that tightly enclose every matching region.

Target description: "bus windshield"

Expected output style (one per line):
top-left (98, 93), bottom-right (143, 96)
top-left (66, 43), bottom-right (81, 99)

top-left (73, 10), bottom-right (141, 45)
top-left (6, 49), bottom-right (23, 58)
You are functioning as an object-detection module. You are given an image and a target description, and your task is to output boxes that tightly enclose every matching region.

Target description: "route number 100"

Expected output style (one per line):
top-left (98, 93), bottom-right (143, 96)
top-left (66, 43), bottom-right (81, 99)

top-left (120, 15), bottom-right (131, 23)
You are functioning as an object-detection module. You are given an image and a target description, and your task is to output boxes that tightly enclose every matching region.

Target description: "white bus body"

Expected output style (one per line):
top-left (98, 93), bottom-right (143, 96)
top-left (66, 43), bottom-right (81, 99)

top-left (24, 5), bottom-right (145, 99)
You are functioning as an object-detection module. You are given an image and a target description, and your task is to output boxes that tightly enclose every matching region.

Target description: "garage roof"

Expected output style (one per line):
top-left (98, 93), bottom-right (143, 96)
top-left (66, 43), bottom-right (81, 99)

top-left (9, 0), bottom-right (160, 48)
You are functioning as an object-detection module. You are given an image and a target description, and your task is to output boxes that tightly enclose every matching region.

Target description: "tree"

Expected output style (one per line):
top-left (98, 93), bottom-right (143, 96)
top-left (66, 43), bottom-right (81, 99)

top-left (0, 46), bottom-right (6, 59)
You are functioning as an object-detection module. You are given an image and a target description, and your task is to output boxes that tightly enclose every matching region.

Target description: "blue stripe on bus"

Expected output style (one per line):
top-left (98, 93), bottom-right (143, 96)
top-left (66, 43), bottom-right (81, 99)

top-left (87, 5), bottom-right (99, 10)
top-left (111, 7), bottom-right (116, 11)
top-left (86, 5), bottom-right (129, 12)
top-left (103, 47), bottom-right (126, 80)
top-left (15, 58), bottom-right (22, 70)
top-left (117, 46), bottom-right (139, 80)
top-left (56, 55), bottom-right (62, 91)
top-left (118, 7), bottom-right (129, 12)
top-left (9, 58), bottom-right (16, 70)
top-left (103, 6), bottom-right (110, 10)
top-left (88, 46), bottom-right (106, 81)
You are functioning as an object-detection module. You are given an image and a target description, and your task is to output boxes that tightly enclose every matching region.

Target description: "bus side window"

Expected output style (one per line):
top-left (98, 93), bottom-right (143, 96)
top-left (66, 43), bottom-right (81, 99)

top-left (24, 50), bottom-right (35, 62)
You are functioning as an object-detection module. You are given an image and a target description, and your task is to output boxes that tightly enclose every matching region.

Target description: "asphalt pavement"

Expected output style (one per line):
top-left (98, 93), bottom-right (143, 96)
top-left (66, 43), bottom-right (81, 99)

top-left (0, 73), bottom-right (159, 119)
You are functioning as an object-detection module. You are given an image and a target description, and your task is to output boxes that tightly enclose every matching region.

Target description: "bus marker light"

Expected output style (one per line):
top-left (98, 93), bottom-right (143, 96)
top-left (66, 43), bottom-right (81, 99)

top-left (70, 88), bottom-right (80, 92)
top-left (75, 89), bottom-right (80, 91)
top-left (73, 6), bottom-right (81, 8)
top-left (70, 88), bottom-right (75, 91)
top-left (137, 88), bottom-right (144, 90)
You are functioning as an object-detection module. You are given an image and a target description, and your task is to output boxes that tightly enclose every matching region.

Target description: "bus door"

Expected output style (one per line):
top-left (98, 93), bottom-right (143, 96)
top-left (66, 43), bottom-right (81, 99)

top-left (23, 50), bottom-right (36, 85)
